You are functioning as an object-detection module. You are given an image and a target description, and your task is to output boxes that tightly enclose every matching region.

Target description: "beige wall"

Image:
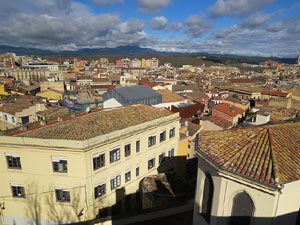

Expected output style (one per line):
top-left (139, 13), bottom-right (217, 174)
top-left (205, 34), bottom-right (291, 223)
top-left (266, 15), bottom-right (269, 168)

top-left (193, 155), bottom-right (286, 225)
top-left (275, 180), bottom-right (300, 224)
top-left (0, 113), bottom-right (180, 225)
top-left (40, 81), bottom-right (65, 92)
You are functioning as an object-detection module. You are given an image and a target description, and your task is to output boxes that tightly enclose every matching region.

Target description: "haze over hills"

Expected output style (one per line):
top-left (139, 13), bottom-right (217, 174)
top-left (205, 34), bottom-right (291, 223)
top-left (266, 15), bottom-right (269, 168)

top-left (0, 45), bottom-right (297, 65)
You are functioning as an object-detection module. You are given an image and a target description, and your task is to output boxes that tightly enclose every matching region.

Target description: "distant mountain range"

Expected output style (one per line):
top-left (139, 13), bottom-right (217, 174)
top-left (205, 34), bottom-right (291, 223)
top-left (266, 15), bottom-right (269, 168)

top-left (0, 45), bottom-right (166, 56)
top-left (0, 45), bottom-right (297, 64)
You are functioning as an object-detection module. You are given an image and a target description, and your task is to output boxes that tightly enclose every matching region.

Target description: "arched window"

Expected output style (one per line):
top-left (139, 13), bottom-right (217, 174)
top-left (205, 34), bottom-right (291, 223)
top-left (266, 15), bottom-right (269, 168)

top-left (230, 192), bottom-right (254, 225)
top-left (201, 174), bottom-right (214, 223)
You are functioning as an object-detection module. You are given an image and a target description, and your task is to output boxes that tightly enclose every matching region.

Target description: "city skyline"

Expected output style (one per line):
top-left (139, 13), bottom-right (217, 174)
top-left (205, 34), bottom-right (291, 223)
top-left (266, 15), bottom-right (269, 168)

top-left (0, 0), bottom-right (300, 57)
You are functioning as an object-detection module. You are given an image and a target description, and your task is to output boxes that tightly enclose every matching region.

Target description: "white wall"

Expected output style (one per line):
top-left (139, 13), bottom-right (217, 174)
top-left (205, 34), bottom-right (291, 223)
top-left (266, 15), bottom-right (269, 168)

top-left (103, 98), bottom-right (123, 109)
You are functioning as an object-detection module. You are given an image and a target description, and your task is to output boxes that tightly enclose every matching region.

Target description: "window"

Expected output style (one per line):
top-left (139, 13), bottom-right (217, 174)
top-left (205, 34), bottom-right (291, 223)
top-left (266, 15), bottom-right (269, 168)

top-left (111, 175), bottom-right (121, 190)
top-left (201, 174), bottom-right (214, 223)
top-left (159, 153), bottom-right (165, 164)
top-left (125, 170), bottom-right (131, 182)
top-left (136, 140), bottom-right (140, 153)
top-left (55, 188), bottom-right (70, 202)
top-left (4, 114), bottom-right (7, 121)
top-left (110, 148), bottom-right (120, 163)
top-left (160, 130), bottom-right (166, 142)
top-left (148, 158), bottom-right (155, 170)
top-left (230, 192), bottom-right (254, 225)
top-left (125, 144), bottom-right (131, 157)
top-left (169, 127), bottom-right (175, 138)
top-left (94, 182), bottom-right (106, 199)
top-left (12, 117), bottom-right (15, 123)
top-left (148, 134), bottom-right (156, 147)
top-left (168, 148), bottom-right (174, 157)
top-left (6, 153), bottom-right (21, 169)
top-left (93, 153), bottom-right (105, 170)
top-left (11, 184), bottom-right (25, 198)
top-left (52, 156), bottom-right (68, 173)
top-left (136, 165), bottom-right (140, 177)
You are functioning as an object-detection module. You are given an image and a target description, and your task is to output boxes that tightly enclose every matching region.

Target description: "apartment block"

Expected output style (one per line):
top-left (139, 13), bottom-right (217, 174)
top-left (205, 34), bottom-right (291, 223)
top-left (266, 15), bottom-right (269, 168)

top-left (8, 67), bottom-right (49, 82)
top-left (0, 104), bottom-right (180, 225)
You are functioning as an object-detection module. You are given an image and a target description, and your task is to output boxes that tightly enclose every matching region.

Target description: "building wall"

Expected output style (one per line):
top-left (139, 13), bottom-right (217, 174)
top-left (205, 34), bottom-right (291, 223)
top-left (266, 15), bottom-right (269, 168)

top-left (14, 103), bottom-right (47, 125)
top-left (103, 98), bottom-right (123, 109)
top-left (40, 81), bottom-right (64, 92)
top-left (9, 68), bottom-right (48, 82)
top-left (275, 180), bottom-right (300, 225)
top-left (0, 84), bottom-right (9, 96)
top-left (193, 155), bottom-right (279, 225)
top-left (152, 101), bottom-right (186, 109)
top-left (269, 98), bottom-right (292, 109)
top-left (212, 109), bottom-right (234, 125)
top-left (0, 113), bottom-right (180, 225)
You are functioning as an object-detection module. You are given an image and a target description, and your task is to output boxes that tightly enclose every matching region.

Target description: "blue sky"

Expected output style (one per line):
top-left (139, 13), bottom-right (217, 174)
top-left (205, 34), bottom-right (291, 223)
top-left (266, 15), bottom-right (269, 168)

top-left (0, 0), bottom-right (299, 57)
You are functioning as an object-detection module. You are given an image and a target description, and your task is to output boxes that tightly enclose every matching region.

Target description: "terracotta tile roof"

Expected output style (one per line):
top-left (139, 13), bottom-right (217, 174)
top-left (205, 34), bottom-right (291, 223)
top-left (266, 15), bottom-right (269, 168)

top-left (197, 122), bottom-right (300, 185)
top-left (213, 103), bottom-right (245, 117)
top-left (0, 95), bottom-right (43, 115)
top-left (262, 90), bottom-right (289, 97)
top-left (139, 80), bottom-right (157, 87)
top-left (15, 104), bottom-right (173, 140)
top-left (184, 92), bottom-right (209, 100)
top-left (208, 116), bottom-right (232, 129)
top-left (229, 78), bottom-right (258, 84)
top-left (157, 89), bottom-right (186, 103)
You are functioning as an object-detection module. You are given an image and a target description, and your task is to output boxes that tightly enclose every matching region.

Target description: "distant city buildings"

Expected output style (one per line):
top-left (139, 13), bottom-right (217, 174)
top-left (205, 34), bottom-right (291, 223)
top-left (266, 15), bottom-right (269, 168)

top-left (0, 51), bottom-right (299, 225)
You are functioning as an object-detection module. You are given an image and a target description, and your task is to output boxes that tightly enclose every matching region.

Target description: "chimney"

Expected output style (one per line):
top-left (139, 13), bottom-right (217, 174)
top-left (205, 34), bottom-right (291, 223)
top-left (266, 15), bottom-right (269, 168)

top-left (186, 129), bottom-right (189, 136)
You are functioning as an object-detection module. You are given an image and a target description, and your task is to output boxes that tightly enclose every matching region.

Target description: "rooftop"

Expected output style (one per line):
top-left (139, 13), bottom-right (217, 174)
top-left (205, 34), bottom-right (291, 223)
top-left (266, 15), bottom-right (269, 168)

top-left (0, 95), bottom-right (43, 115)
top-left (157, 89), bottom-right (186, 103)
top-left (197, 122), bottom-right (300, 186)
top-left (14, 104), bottom-right (173, 140)
top-left (213, 103), bottom-right (245, 117)
top-left (109, 85), bottom-right (161, 101)
top-left (184, 92), bottom-right (209, 100)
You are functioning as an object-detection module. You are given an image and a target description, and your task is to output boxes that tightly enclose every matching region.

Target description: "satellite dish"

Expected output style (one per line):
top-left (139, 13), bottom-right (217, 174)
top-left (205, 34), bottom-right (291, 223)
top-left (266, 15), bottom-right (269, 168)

top-left (86, 107), bottom-right (91, 113)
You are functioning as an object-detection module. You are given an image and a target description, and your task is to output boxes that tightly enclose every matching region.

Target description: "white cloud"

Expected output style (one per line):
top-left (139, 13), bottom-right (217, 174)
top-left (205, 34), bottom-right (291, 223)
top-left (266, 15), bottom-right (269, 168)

top-left (184, 14), bottom-right (214, 38)
top-left (150, 16), bottom-right (168, 30)
top-left (119, 18), bottom-right (145, 34)
top-left (240, 11), bottom-right (281, 28)
top-left (211, 16), bottom-right (300, 57)
top-left (136, 0), bottom-right (171, 14)
top-left (207, 0), bottom-right (275, 17)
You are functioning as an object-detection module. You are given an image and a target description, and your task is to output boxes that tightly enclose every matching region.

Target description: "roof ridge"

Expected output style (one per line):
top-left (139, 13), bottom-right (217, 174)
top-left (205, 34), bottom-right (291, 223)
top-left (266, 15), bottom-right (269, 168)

top-left (268, 128), bottom-right (280, 185)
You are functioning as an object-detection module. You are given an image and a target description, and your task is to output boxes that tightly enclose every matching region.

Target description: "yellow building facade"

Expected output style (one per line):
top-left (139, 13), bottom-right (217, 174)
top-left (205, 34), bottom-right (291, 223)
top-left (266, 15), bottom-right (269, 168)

top-left (0, 84), bottom-right (9, 97)
top-left (0, 104), bottom-right (180, 225)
